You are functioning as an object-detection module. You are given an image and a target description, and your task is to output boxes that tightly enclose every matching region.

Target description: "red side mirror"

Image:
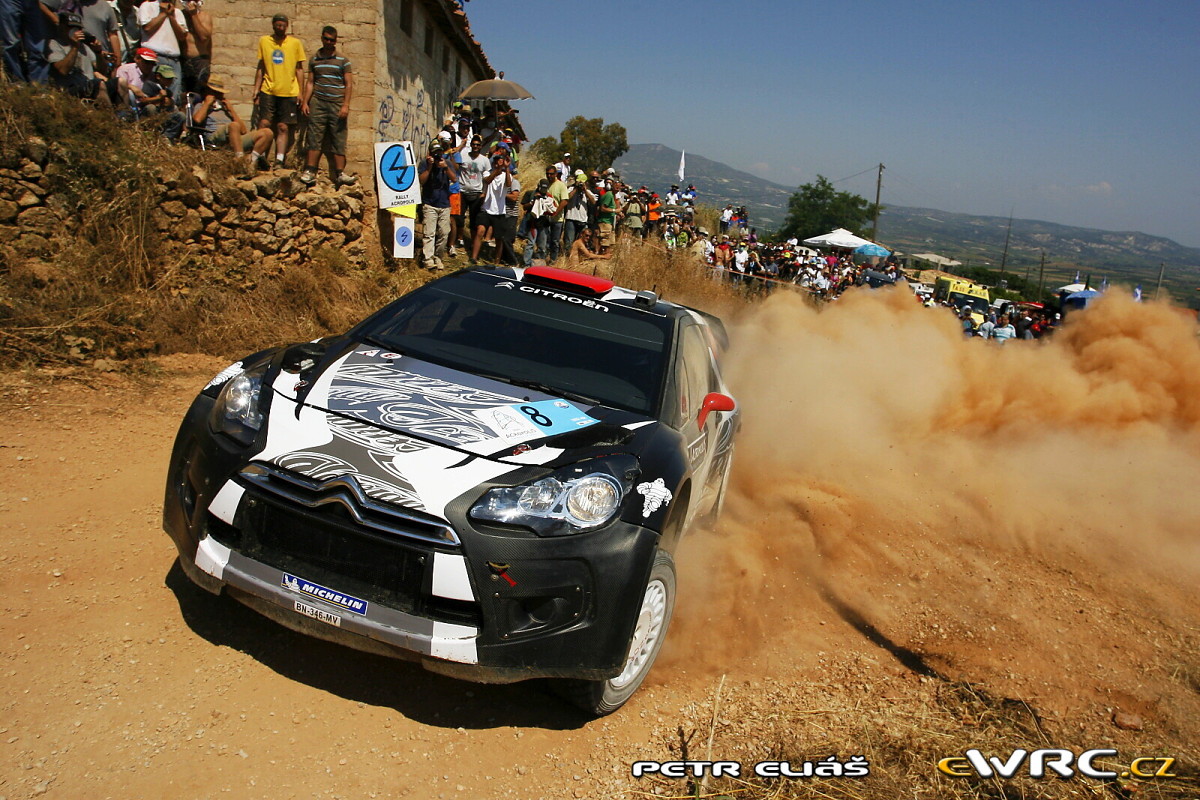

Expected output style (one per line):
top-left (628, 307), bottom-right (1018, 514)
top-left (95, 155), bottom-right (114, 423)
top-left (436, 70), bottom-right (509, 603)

top-left (697, 392), bottom-right (735, 429)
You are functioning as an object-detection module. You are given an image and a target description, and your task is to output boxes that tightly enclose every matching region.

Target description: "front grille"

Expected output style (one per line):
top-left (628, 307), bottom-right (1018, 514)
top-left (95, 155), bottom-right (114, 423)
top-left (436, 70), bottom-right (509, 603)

top-left (238, 463), bottom-right (459, 545)
top-left (208, 488), bottom-right (481, 627)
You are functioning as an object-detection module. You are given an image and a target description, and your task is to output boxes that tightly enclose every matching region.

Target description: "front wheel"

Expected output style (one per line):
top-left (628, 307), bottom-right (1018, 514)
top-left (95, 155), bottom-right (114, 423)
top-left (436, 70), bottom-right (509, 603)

top-left (556, 550), bottom-right (676, 716)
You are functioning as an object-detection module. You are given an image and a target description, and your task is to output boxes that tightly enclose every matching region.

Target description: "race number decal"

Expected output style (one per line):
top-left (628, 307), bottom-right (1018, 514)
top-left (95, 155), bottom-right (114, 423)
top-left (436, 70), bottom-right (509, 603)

top-left (473, 400), bottom-right (597, 445)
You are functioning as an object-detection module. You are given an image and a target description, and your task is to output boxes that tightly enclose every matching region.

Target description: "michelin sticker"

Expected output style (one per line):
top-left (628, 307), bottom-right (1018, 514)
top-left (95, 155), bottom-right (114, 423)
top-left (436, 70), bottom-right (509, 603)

top-left (473, 399), bottom-right (598, 445)
top-left (636, 478), bottom-right (673, 517)
top-left (282, 573), bottom-right (369, 615)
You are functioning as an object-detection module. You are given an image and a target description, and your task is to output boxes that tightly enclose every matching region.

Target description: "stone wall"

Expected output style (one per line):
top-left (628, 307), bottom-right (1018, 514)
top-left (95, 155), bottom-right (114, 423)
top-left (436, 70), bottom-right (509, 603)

top-left (0, 138), bottom-right (368, 267)
top-left (153, 168), bottom-right (368, 261)
top-left (0, 138), bottom-right (59, 258)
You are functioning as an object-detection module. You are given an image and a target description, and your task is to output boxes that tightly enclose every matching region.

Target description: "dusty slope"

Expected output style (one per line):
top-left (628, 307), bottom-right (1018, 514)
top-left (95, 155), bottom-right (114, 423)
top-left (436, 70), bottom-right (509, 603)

top-left (1, 289), bottom-right (1198, 799)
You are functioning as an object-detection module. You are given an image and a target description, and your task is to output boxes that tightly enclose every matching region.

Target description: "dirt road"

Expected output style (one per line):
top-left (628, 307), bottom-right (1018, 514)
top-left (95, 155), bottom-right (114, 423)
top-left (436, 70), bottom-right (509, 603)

top-left (3, 289), bottom-right (1199, 799)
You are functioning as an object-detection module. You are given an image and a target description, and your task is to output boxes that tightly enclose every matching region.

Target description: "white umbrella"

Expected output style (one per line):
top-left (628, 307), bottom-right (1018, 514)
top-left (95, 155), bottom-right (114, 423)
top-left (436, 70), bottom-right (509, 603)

top-left (802, 228), bottom-right (875, 249)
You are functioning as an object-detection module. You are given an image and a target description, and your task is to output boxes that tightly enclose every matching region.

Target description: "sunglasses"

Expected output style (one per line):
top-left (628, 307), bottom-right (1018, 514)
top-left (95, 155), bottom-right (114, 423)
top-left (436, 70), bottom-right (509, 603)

top-left (321, 36), bottom-right (336, 42)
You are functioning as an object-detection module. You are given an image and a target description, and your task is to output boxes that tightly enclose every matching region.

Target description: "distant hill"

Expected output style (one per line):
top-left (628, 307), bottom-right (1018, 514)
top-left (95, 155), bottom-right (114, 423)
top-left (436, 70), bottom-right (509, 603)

top-left (614, 143), bottom-right (1200, 297)
top-left (614, 144), bottom-right (793, 231)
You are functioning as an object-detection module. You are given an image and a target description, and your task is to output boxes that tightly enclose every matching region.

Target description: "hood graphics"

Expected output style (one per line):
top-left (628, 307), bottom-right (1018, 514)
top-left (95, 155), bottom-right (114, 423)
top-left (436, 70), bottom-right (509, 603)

top-left (315, 349), bottom-right (606, 456)
top-left (252, 347), bottom-right (646, 522)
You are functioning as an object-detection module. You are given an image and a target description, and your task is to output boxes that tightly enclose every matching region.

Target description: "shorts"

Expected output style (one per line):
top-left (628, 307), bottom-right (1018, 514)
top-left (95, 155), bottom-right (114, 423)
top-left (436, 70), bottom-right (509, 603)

top-left (304, 96), bottom-right (347, 155)
top-left (255, 92), bottom-right (299, 126)
top-left (598, 222), bottom-right (615, 248)
top-left (460, 191), bottom-right (483, 227)
top-left (449, 192), bottom-right (461, 216)
top-left (211, 124), bottom-right (255, 152)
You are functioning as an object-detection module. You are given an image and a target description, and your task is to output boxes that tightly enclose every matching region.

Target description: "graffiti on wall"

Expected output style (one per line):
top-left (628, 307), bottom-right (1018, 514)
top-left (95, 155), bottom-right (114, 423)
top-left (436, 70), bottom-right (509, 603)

top-left (376, 85), bottom-right (433, 148)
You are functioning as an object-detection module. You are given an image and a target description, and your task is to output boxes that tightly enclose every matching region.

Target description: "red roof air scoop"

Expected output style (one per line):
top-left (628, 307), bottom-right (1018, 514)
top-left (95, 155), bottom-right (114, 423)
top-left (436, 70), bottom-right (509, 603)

top-left (523, 266), bottom-right (614, 296)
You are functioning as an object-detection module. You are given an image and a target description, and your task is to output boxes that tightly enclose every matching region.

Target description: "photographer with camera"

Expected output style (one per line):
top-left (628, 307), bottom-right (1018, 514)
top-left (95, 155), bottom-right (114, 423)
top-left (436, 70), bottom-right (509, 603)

top-left (470, 149), bottom-right (512, 264)
top-left (136, 0), bottom-right (187, 105)
top-left (42, 0), bottom-right (119, 76)
top-left (418, 139), bottom-right (458, 271)
top-left (190, 74), bottom-right (273, 167)
top-left (48, 12), bottom-right (106, 99)
top-left (179, 0), bottom-right (210, 93)
top-left (520, 176), bottom-right (555, 267)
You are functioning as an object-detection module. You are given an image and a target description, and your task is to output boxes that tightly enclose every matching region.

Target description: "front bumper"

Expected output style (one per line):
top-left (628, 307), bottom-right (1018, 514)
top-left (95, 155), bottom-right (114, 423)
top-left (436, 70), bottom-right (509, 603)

top-left (163, 401), bottom-right (660, 683)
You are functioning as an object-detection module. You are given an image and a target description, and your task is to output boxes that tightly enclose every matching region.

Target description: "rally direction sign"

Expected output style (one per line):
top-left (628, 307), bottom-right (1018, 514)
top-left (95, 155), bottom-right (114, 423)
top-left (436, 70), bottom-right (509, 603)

top-left (374, 142), bottom-right (421, 209)
top-left (392, 215), bottom-right (416, 259)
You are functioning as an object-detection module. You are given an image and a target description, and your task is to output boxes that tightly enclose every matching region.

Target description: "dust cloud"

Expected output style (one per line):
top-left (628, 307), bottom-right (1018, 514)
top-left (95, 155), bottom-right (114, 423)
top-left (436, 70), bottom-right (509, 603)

top-left (665, 286), bottom-right (1200, 691)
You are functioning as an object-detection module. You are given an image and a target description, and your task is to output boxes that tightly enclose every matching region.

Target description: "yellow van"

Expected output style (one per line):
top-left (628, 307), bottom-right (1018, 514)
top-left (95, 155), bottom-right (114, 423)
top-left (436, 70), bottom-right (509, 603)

top-left (934, 277), bottom-right (990, 325)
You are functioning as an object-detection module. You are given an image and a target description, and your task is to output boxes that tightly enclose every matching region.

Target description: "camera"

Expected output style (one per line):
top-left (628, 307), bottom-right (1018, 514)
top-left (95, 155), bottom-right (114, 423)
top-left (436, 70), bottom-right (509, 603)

top-left (81, 31), bottom-right (98, 45)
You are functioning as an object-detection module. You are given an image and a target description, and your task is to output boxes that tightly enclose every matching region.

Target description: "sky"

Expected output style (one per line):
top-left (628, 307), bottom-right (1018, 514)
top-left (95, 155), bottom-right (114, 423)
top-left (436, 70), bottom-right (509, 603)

top-left (461, 0), bottom-right (1200, 247)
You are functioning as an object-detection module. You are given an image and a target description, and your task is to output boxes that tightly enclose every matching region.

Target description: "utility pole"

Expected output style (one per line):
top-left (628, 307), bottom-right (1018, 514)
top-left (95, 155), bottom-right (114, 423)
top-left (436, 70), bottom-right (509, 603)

top-left (999, 211), bottom-right (1013, 275)
top-left (871, 163), bottom-right (884, 241)
top-left (1155, 262), bottom-right (1165, 300)
top-left (1037, 250), bottom-right (1046, 302)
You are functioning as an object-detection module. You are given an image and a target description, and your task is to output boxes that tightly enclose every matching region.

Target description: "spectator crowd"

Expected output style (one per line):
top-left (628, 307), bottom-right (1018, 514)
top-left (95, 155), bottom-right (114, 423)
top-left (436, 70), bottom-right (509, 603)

top-left (2, 1), bottom-right (1078, 343)
top-left (417, 112), bottom-right (732, 273)
top-left (2, 0), bottom-right (359, 185)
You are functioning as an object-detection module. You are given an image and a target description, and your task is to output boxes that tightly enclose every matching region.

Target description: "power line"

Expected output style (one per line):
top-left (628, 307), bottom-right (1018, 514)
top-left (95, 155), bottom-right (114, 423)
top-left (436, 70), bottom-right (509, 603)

top-left (829, 165), bottom-right (880, 185)
top-left (877, 168), bottom-right (939, 206)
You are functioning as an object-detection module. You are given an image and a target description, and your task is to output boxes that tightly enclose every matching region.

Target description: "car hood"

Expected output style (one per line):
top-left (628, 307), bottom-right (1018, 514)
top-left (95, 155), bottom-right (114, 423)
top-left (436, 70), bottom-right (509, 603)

top-left (269, 343), bottom-right (650, 465)
top-left (242, 344), bottom-right (656, 522)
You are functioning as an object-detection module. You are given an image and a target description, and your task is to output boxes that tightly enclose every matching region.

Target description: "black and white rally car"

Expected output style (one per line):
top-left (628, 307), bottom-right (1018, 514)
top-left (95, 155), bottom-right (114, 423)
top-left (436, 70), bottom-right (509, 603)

top-left (163, 265), bottom-right (738, 715)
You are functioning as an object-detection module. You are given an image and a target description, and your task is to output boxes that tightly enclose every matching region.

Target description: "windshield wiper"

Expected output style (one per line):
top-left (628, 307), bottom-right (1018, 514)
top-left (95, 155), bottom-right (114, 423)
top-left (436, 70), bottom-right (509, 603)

top-left (477, 374), bottom-right (602, 408)
top-left (359, 335), bottom-right (399, 352)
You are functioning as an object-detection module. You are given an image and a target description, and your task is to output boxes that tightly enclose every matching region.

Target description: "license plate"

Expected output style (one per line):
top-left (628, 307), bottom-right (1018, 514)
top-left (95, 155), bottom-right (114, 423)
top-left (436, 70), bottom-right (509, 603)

top-left (294, 599), bottom-right (342, 627)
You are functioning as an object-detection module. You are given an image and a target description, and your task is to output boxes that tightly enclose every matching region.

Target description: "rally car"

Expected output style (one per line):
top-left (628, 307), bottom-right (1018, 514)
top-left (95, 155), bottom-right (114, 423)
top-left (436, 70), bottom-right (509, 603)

top-left (163, 265), bottom-right (738, 715)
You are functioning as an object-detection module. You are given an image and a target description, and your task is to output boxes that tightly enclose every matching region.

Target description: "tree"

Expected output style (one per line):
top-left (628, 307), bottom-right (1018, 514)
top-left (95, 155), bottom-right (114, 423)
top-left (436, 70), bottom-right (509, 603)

top-left (776, 176), bottom-right (880, 242)
top-left (530, 116), bottom-right (628, 174)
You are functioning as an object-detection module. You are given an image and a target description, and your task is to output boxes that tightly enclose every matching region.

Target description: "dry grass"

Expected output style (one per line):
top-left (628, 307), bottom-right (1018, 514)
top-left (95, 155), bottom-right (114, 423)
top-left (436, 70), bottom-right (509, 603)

top-left (648, 673), bottom-right (1200, 800)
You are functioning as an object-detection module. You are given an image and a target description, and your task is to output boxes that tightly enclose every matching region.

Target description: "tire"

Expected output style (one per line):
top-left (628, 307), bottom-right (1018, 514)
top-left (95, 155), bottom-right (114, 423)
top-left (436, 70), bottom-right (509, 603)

top-left (556, 549), bottom-right (676, 716)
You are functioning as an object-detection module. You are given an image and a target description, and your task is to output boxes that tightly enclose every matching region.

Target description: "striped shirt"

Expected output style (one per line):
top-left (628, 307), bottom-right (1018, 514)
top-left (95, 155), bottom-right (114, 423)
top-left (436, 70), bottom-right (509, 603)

top-left (309, 52), bottom-right (352, 102)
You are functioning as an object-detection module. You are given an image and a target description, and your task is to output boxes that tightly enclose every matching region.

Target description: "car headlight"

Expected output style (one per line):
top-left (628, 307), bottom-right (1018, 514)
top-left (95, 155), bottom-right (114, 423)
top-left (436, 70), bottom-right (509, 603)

top-left (210, 365), bottom-right (268, 444)
top-left (471, 468), bottom-right (627, 536)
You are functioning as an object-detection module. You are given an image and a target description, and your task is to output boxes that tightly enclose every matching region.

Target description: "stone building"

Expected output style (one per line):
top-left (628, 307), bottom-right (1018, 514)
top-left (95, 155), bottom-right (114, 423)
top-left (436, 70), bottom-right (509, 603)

top-left (203, 0), bottom-right (493, 180)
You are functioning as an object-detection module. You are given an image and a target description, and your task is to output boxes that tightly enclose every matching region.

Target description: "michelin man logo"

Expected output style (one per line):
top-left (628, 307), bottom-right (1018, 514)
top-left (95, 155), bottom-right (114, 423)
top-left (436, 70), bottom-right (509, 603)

top-left (636, 478), bottom-right (672, 517)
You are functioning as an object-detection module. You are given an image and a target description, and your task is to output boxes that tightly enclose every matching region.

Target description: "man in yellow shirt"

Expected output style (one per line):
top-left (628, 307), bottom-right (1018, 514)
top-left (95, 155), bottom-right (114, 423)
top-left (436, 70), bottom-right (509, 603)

top-left (252, 12), bottom-right (305, 169)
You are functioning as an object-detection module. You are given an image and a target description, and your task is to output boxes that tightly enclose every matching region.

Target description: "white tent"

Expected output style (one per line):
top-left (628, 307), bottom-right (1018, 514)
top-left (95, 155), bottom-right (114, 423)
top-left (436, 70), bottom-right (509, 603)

top-left (802, 228), bottom-right (875, 249)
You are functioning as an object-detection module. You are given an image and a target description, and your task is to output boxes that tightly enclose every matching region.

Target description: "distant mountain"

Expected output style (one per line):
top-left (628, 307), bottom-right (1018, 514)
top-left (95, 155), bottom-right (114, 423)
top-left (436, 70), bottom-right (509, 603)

top-left (614, 144), bottom-right (793, 231)
top-left (614, 143), bottom-right (1200, 296)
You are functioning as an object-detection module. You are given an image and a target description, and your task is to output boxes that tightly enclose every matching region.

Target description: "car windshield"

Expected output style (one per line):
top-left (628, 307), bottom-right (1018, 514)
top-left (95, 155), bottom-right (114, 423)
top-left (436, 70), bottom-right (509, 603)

top-left (353, 271), bottom-right (671, 415)
top-left (951, 292), bottom-right (990, 315)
